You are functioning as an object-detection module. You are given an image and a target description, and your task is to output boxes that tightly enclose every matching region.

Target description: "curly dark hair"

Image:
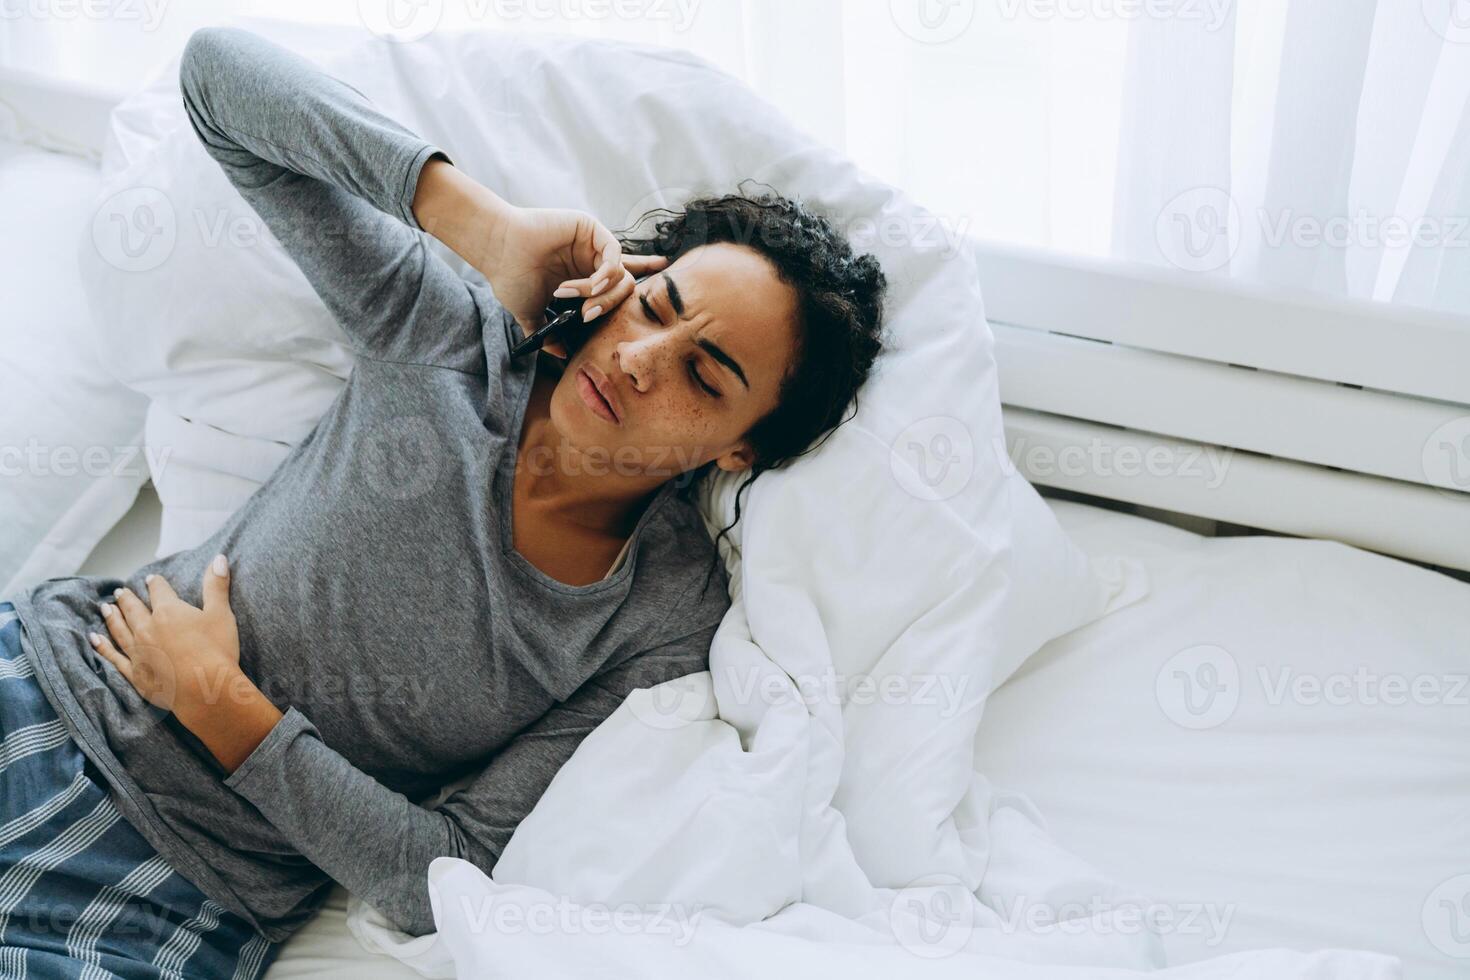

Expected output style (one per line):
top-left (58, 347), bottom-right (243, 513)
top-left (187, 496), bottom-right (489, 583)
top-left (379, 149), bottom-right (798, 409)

top-left (615, 180), bottom-right (889, 590)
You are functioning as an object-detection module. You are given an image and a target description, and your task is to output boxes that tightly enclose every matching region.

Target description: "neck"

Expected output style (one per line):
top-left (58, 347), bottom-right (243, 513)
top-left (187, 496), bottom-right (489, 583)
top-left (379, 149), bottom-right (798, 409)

top-left (516, 362), bottom-right (668, 536)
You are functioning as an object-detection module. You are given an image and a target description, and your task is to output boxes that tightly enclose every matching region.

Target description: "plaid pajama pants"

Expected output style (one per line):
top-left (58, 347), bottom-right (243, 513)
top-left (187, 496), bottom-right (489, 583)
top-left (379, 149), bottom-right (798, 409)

top-left (0, 603), bottom-right (279, 979)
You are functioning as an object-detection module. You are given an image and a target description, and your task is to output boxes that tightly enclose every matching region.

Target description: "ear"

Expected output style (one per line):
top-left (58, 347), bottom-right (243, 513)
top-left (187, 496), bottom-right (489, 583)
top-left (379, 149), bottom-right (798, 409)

top-left (712, 441), bottom-right (756, 473)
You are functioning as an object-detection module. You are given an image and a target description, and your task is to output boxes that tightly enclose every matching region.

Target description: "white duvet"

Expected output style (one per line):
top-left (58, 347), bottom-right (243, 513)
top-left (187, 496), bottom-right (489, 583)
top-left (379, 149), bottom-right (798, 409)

top-left (345, 472), bottom-right (1394, 978)
top-left (81, 20), bottom-right (1400, 980)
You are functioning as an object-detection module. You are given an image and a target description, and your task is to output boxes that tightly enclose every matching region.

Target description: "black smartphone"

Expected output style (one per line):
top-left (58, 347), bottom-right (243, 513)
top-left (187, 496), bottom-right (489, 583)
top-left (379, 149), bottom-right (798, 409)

top-left (507, 272), bottom-right (652, 360)
top-left (510, 295), bottom-right (587, 360)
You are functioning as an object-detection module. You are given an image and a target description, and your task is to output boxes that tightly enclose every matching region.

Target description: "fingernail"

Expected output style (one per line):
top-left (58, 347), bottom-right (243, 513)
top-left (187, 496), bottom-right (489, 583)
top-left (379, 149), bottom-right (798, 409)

top-left (213, 554), bottom-right (228, 575)
top-left (585, 305), bottom-right (603, 320)
top-left (590, 278), bottom-right (608, 296)
top-left (99, 603), bottom-right (112, 617)
top-left (88, 632), bottom-right (102, 645)
top-left (145, 574), bottom-right (157, 584)
top-left (553, 286), bottom-right (578, 298)
top-left (113, 588), bottom-right (123, 599)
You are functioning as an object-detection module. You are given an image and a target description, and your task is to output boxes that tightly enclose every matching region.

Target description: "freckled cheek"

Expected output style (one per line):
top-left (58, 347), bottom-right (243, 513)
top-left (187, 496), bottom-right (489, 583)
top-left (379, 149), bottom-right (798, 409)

top-left (637, 393), bottom-right (719, 442)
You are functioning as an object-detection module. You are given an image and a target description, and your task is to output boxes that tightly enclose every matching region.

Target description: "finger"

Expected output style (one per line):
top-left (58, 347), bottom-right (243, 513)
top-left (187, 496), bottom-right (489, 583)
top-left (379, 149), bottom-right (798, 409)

top-left (202, 554), bottom-right (231, 613)
top-left (88, 630), bottom-right (133, 681)
top-left (143, 574), bottom-right (178, 607)
top-left (553, 255), bottom-right (666, 298)
top-left (552, 274), bottom-right (606, 298)
top-left (549, 274), bottom-right (624, 325)
top-left (621, 254), bottom-right (669, 275)
top-left (589, 227), bottom-right (623, 296)
top-left (553, 249), bottom-right (622, 300)
top-left (587, 268), bottom-right (637, 323)
top-left (99, 600), bottom-right (134, 653)
top-left (113, 587), bottom-right (151, 631)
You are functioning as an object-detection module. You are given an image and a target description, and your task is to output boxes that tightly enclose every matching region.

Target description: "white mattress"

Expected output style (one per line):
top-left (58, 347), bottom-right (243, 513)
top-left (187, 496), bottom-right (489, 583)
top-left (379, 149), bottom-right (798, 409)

top-left (79, 495), bottom-right (1469, 977)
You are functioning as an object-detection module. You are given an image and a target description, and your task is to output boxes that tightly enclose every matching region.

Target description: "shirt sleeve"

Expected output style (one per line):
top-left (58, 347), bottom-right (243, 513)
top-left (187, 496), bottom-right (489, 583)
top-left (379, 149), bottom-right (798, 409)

top-left (222, 622), bottom-right (718, 937)
top-left (177, 26), bottom-right (490, 373)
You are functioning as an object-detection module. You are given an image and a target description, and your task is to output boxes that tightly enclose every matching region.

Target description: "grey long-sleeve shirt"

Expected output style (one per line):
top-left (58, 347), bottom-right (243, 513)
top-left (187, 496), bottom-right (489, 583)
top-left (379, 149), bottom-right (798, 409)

top-left (7, 26), bottom-right (729, 941)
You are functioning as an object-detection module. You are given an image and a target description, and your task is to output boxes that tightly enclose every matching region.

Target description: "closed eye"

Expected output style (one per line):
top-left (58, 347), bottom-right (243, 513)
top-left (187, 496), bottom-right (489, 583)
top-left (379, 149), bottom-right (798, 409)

top-left (642, 289), bottom-right (719, 397)
top-left (639, 292), bottom-right (662, 325)
top-left (689, 360), bottom-right (720, 398)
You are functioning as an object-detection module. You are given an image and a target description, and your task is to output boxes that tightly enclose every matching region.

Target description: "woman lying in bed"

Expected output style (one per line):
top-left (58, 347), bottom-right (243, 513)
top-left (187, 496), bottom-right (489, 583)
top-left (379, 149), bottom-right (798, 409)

top-left (0, 25), bottom-right (886, 979)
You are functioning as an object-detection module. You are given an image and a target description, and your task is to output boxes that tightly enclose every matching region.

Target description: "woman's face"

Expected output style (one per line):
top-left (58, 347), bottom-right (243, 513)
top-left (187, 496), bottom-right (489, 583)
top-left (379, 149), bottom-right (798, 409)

top-left (549, 242), bottom-right (801, 480)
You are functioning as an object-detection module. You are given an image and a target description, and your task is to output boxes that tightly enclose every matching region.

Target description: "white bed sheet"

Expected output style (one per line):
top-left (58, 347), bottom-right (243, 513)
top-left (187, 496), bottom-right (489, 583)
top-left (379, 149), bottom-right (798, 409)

top-left (81, 495), bottom-right (1467, 977)
top-left (978, 500), bottom-right (1470, 980)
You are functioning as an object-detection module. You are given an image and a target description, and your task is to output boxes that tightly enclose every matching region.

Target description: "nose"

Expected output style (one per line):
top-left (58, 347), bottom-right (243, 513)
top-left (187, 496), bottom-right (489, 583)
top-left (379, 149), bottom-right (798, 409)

top-left (612, 331), bottom-right (670, 394)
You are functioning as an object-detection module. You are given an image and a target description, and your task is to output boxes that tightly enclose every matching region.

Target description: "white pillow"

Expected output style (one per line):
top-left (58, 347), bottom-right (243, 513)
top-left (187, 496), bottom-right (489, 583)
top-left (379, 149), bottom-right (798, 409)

top-left (80, 21), bottom-right (1144, 887)
top-left (0, 140), bottom-right (148, 597)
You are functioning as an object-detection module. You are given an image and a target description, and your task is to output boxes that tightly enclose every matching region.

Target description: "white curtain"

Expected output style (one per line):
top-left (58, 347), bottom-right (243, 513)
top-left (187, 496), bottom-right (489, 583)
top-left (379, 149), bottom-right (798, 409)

top-left (7, 0), bottom-right (1470, 313)
top-left (1114, 0), bottom-right (1470, 314)
top-left (421, 0), bottom-right (1470, 315)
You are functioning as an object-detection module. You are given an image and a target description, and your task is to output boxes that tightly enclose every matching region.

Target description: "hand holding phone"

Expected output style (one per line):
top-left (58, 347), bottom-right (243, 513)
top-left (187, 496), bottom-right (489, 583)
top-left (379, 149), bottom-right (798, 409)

top-left (510, 298), bottom-right (584, 360)
top-left (509, 270), bottom-right (662, 361)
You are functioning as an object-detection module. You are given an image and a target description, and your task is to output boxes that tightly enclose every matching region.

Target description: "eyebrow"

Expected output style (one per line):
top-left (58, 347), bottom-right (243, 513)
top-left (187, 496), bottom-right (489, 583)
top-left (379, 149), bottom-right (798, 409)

top-left (660, 273), bottom-right (751, 391)
top-left (697, 337), bottom-right (749, 390)
top-left (663, 274), bottom-right (685, 318)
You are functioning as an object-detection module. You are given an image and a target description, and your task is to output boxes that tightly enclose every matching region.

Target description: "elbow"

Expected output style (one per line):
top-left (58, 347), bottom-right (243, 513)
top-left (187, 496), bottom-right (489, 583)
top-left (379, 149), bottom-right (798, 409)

top-left (180, 26), bottom-right (225, 87)
top-left (378, 824), bottom-right (500, 939)
top-left (178, 28), bottom-right (215, 116)
top-left (370, 869), bottom-right (440, 939)
top-left (182, 25), bottom-right (249, 66)
top-left (179, 26), bottom-right (247, 104)
top-left (178, 27), bottom-right (247, 151)
top-left (397, 905), bottom-right (439, 940)
top-left (447, 820), bottom-right (504, 882)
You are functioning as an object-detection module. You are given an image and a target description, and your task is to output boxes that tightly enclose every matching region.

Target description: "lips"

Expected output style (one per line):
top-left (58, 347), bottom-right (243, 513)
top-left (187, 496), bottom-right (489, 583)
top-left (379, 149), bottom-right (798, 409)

top-left (576, 366), bottom-right (622, 425)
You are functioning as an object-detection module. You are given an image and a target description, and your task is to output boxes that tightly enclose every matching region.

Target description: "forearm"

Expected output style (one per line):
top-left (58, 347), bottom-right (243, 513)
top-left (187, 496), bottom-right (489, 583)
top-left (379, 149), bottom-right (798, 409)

top-left (412, 158), bottom-right (516, 271)
top-left (194, 695), bottom-right (491, 937)
top-left (181, 26), bottom-right (436, 228)
top-left (177, 672), bottom-right (284, 775)
top-left (178, 27), bottom-right (487, 370)
top-left (182, 27), bottom-right (516, 263)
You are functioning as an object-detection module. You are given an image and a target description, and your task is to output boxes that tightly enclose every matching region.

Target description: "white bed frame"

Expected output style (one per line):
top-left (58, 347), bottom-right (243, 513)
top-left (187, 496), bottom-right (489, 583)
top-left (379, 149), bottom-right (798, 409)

top-left (976, 242), bottom-right (1470, 574)
top-left (7, 71), bottom-right (1469, 575)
